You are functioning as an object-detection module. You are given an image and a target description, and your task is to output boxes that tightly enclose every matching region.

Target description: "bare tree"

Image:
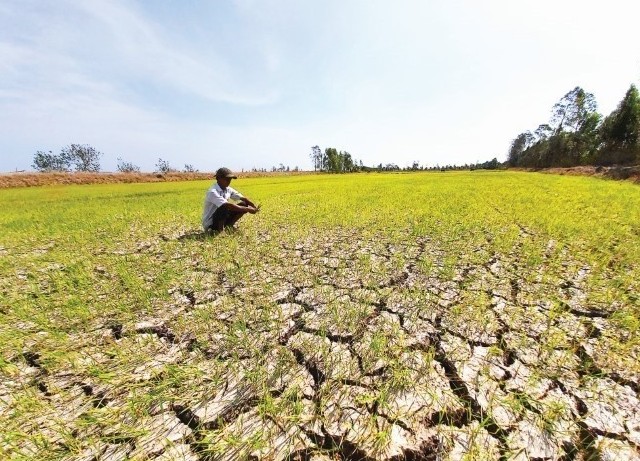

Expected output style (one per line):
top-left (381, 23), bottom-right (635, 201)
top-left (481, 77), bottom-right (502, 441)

top-left (155, 158), bottom-right (173, 173)
top-left (116, 157), bottom-right (140, 173)
top-left (61, 144), bottom-right (103, 172)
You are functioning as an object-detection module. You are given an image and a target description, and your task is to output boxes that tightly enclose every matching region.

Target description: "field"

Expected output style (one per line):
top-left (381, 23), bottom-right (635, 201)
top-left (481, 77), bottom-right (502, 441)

top-left (1, 171), bottom-right (639, 460)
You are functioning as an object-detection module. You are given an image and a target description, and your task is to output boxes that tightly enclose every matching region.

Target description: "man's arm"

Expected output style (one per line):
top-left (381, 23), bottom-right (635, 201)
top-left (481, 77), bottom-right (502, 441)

top-left (221, 201), bottom-right (258, 214)
top-left (239, 197), bottom-right (257, 208)
top-left (229, 188), bottom-right (257, 209)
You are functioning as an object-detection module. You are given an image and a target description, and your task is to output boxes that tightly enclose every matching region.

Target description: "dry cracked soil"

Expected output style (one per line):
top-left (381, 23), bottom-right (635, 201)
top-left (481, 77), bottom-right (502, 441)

top-left (2, 227), bottom-right (639, 460)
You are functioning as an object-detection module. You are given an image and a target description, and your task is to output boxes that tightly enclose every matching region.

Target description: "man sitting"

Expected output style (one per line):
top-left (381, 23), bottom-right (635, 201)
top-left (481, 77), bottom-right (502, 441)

top-left (202, 167), bottom-right (259, 233)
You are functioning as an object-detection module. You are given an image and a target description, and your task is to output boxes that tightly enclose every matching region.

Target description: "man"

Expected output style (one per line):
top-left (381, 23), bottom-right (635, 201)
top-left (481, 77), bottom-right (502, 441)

top-left (202, 167), bottom-right (259, 233)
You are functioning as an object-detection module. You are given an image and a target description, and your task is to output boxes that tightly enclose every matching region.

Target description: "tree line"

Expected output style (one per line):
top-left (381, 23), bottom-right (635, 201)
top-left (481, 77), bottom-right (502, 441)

top-left (309, 145), bottom-right (501, 173)
top-left (309, 146), bottom-right (363, 173)
top-left (31, 143), bottom-right (501, 175)
top-left (508, 84), bottom-right (640, 168)
top-left (31, 145), bottom-right (198, 173)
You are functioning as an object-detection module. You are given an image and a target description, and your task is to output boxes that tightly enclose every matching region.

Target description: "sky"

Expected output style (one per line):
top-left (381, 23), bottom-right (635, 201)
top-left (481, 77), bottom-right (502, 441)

top-left (1, 0), bottom-right (639, 173)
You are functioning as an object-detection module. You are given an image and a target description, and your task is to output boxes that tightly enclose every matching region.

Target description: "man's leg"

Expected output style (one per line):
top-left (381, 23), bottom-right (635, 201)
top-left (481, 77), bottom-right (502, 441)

top-left (224, 209), bottom-right (247, 228)
top-left (209, 206), bottom-right (231, 232)
top-left (210, 205), bottom-right (247, 232)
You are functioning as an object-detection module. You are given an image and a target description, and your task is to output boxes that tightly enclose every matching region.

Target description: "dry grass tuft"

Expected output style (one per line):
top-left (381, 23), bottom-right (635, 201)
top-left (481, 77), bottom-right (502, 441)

top-left (0, 171), bottom-right (313, 189)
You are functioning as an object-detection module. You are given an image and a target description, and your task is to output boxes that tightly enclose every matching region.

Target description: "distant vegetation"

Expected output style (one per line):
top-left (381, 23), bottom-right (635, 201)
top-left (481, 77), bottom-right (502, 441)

top-left (508, 84), bottom-right (640, 168)
top-left (32, 144), bottom-right (103, 172)
top-left (309, 146), bottom-right (362, 173)
top-left (30, 84), bottom-right (639, 175)
top-left (154, 158), bottom-right (176, 174)
top-left (309, 146), bottom-right (501, 173)
top-left (116, 157), bottom-right (140, 173)
top-left (154, 158), bottom-right (199, 174)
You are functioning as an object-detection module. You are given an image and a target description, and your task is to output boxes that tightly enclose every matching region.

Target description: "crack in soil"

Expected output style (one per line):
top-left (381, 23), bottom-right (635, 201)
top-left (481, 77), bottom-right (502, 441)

top-left (558, 301), bottom-right (613, 319)
top-left (575, 344), bottom-right (640, 395)
top-left (78, 382), bottom-right (110, 408)
top-left (429, 314), bottom-right (510, 459)
top-left (22, 350), bottom-right (45, 370)
top-left (13, 229), bottom-right (640, 460)
top-left (107, 322), bottom-right (124, 339)
top-left (135, 324), bottom-right (177, 343)
top-left (290, 347), bottom-right (326, 391)
top-left (300, 424), bottom-right (375, 461)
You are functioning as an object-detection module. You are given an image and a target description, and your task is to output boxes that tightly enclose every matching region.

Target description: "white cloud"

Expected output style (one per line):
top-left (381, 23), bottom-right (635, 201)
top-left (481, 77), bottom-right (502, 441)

top-left (69, 0), bottom-right (279, 105)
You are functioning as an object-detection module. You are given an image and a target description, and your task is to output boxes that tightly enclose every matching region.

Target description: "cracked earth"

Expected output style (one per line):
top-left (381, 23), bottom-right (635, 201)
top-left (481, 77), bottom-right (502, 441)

top-left (2, 227), bottom-right (639, 460)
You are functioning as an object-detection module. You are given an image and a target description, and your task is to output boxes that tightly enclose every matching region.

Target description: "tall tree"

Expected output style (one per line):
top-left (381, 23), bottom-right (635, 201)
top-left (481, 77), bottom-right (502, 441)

top-left (324, 147), bottom-right (338, 172)
top-left (574, 111), bottom-right (602, 164)
top-left (507, 132), bottom-right (534, 166)
top-left (534, 124), bottom-right (552, 141)
top-left (545, 87), bottom-right (601, 166)
top-left (342, 151), bottom-right (354, 172)
top-left (551, 86), bottom-right (598, 134)
top-left (598, 84), bottom-right (640, 164)
top-left (310, 145), bottom-right (322, 171)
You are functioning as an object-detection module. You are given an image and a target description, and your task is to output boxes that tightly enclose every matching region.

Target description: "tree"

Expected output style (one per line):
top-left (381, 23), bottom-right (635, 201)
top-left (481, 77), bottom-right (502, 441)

top-left (507, 132), bottom-right (534, 166)
top-left (598, 84), bottom-right (640, 164)
top-left (155, 158), bottom-right (172, 173)
top-left (310, 146), bottom-right (322, 171)
top-left (534, 124), bottom-right (552, 141)
top-left (325, 147), bottom-right (338, 172)
top-left (61, 144), bottom-right (102, 172)
top-left (472, 158), bottom-right (500, 170)
top-left (311, 146), bottom-right (363, 173)
top-left (551, 86), bottom-right (598, 134)
top-left (509, 87), bottom-right (602, 168)
top-left (573, 111), bottom-right (601, 164)
top-left (32, 150), bottom-right (71, 172)
top-left (116, 157), bottom-right (140, 173)
top-left (183, 164), bottom-right (198, 172)
top-left (341, 151), bottom-right (353, 172)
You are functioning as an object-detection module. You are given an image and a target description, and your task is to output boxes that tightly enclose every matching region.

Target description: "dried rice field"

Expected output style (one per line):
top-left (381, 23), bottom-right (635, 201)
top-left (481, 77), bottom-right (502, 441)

top-left (1, 171), bottom-right (639, 460)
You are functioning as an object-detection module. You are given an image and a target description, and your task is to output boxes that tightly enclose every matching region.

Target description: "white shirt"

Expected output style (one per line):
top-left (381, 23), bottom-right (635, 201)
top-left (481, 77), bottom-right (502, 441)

top-left (202, 182), bottom-right (244, 229)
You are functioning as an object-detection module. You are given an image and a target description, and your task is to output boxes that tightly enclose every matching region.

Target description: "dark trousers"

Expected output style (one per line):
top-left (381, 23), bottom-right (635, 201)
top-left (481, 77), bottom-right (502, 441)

top-left (207, 205), bottom-right (246, 232)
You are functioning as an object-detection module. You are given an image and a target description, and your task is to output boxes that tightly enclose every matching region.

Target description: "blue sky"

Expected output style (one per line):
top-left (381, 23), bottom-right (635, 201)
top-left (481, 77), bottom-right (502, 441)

top-left (1, 0), bottom-right (639, 173)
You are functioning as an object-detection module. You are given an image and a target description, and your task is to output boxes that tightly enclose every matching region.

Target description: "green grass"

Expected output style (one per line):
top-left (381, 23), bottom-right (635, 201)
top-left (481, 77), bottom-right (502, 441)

top-left (1, 171), bottom-right (639, 460)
